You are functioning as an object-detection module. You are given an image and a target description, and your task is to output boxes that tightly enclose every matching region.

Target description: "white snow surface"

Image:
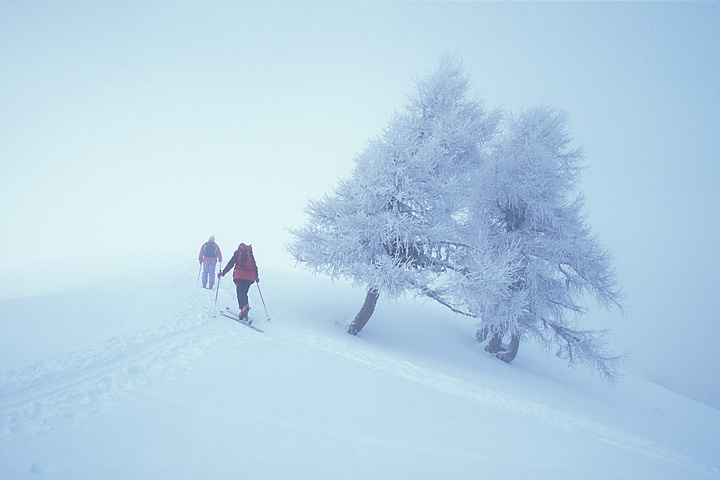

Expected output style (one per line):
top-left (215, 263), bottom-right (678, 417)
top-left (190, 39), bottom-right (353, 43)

top-left (1, 263), bottom-right (718, 479)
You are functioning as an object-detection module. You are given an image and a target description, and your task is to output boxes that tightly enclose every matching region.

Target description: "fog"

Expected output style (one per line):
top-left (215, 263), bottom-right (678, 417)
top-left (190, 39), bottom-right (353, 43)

top-left (1, 2), bottom-right (718, 407)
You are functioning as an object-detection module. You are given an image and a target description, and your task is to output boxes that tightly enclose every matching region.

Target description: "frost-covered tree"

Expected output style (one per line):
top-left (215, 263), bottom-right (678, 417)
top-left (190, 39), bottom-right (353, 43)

top-left (289, 58), bottom-right (623, 381)
top-left (472, 106), bottom-right (624, 379)
top-left (288, 57), bottom-right (503, 334)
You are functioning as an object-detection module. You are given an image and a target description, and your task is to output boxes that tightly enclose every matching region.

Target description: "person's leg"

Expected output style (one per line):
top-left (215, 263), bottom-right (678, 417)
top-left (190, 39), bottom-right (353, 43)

top-left (238, 280), bottom-right (252, 321)
top-left (202, 260), bottom-right (212, 287)
top-left (233, 279), bottom-right (245, 309)
top-left (233, 279), bottom-right (252, 314)
top-left (207, 261), bottom-right (217, 288)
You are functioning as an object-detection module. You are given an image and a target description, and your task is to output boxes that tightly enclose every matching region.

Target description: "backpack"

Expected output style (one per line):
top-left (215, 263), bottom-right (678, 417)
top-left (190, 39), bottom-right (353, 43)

top-left (203, 241), bottom-right (218, 258)
top-left (237, 244), bottom-right (255, 271)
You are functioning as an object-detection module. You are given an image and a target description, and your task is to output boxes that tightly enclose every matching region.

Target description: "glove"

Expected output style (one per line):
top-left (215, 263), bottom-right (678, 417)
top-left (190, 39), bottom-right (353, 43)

top-left (256, 277), bottom-right (260, 284)
top-left (217, 272), bottom-right (223, 278)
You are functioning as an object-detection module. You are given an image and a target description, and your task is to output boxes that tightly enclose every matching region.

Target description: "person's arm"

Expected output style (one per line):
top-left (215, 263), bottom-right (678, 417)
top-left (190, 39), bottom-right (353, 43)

top-left (219, 250), bottom-right (238, 276)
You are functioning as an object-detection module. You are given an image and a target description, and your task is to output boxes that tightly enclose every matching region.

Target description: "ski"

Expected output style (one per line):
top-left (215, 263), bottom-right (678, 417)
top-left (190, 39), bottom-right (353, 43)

top-left (225, 306), bottom-right (255, 321)
top-left (220, 309), bottom-right (264, 332)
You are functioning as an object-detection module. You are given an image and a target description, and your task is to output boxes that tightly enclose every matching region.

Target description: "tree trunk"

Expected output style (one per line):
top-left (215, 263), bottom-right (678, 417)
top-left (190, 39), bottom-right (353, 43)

top-left (347, 288), bottom-right (379, 335)
top-left (477, 326), bottom-right (520, 363)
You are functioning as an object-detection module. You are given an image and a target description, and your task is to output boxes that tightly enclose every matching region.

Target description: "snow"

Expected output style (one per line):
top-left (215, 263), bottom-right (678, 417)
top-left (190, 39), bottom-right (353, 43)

top-left (1, 262), bottom-right (718, 479)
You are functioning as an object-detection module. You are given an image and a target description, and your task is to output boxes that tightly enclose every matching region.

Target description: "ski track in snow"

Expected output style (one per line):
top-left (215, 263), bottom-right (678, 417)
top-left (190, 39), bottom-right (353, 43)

top-left (0, 284), bottom-right (235, 438)
top-left (0, 274), bottom-right (716, 478)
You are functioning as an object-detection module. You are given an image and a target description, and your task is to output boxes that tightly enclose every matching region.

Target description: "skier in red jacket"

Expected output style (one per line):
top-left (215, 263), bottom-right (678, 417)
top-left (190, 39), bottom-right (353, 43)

top-left (198, 236), bottom-right (222, 289)
top-left (218, 243), bottom-right (259, 322)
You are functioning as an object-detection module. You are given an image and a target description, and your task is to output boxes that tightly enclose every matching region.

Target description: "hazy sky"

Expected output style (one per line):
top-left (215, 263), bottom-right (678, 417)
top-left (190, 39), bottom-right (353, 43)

top-left (1, 1), bottom-right (719, 404)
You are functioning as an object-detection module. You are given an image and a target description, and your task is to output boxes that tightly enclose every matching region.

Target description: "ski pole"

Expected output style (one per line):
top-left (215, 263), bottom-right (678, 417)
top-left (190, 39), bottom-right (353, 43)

top-left (214, 273), bottom-right (221, 316)
top-left (214, 262), bottom-right (222, 291)
top-left (197, 263), bottom-right (202, 286)
top-left (256, 282), bottom-right (271, 322)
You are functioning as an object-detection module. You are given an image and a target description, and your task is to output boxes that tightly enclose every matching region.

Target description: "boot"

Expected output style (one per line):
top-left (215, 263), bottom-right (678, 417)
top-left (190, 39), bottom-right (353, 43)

top-left (239, 305), bottom-right (251, 323)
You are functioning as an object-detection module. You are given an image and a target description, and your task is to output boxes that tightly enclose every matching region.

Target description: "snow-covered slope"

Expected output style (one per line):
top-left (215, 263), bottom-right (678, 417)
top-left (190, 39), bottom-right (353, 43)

top-left (1, 264), bottom-right (718, 479)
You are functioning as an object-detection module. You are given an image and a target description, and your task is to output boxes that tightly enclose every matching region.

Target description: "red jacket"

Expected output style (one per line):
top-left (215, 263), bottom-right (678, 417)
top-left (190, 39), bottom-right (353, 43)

top-left (199, 241), bottom-right (222, 263)
top-left (221, 244), bottom-right (259, 282)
